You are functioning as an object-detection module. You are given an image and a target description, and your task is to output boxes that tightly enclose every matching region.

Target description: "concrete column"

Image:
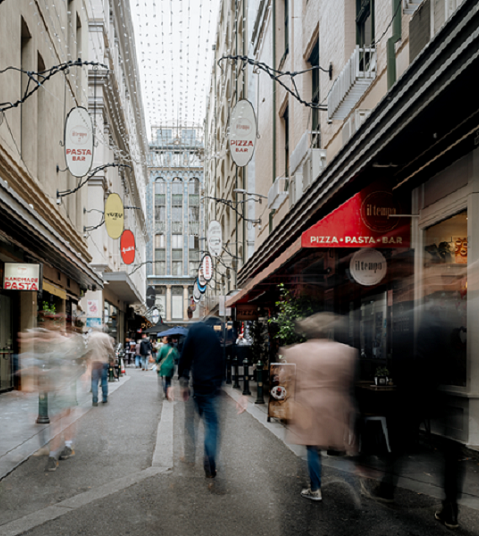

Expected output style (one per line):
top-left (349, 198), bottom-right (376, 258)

top-left (183, 286), bottom-right (188, 320)
top-left (166, 285), bottom-right (172, 322)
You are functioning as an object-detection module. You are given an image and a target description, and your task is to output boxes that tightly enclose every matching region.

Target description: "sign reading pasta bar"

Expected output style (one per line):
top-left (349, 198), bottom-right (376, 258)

top-left (3, 263), bottom-right (41, 291)
top-left (64, 107), bottom-right (94, 177)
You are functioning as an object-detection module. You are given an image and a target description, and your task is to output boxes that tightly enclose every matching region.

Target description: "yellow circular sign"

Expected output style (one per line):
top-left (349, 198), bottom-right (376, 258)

top-left (104, 193), bottom-right (124, 239)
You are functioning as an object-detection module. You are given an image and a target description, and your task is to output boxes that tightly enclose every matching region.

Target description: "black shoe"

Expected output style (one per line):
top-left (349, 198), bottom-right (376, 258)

top-left (45, 456), bottom-right (59, 472)
top-left (92, 401), bottom-right (98, 407)
top-left (205, 469), bottom-right (217, 479)
top-left (59, 446), bottom-right (75, 460)
top-left (435, 502), bottom-right (459, 529)
top-left (101, 400), bottom-right (108, 404)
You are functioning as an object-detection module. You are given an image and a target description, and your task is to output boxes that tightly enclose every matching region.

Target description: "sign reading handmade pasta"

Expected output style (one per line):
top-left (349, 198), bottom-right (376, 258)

top-left (3, 263), bottom-right (41, 291)
top-left (201, 254), bottom-right (213, 281)
top-left (64, 107), bottom-right (94, 177)
top-left (207, 220), bottom-right (222, 257)
top-left (120, 230), bottom-right (135, 264)
top-left (229, 99), bottom-right (257, 167)
top-left (104, 193), bottom-right (124, 239)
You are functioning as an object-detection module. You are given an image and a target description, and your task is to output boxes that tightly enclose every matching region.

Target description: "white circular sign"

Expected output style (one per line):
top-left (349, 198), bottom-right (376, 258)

top-left (151, 308), bottom-right (160, 324)
top-left (350, 249), bottom-right (387, 286)
top-left (64, 107), bottom-right (94, 177)
top-left (201, 254), bottom-right (213, 281)
top-left (198, 266), bottom-right (207, 287)
top-left (208, 220), bottom-right (222, 257)
top-left (229, 99), bottom-right (257, 167)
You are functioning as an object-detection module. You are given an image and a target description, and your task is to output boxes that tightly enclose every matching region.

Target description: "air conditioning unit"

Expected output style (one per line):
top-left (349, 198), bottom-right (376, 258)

top-left (342, 117), bottom-right (354, 146)
top-left (403, 0), bottom-right (424, 15)
top-left (267, 177), bottom-right (289, 210)
top-left (288, 172), bottom-right (303, 207)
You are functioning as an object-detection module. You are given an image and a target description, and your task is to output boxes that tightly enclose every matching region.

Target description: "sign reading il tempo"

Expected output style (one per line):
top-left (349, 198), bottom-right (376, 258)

top-left (207, 220), bottom-right (222, 257)
top-left (302, 183), bottom-right (410, 248)
top-left (349, 249), bottom-right (387, 286)
top-left (105, 193), bottom-right (124, 239)
top-left (3, 263), bottom-right (41, 291)
top-left (64, 107), bottom-right (94, 177)
top-left (229, 100), bottom-right (257, 167)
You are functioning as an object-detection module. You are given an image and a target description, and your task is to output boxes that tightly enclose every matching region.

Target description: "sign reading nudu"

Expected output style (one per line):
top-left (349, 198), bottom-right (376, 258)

top-left (64, 107), bottom-right (94, 177)
top-left (350, 249), bottom-right (387, 286)
top-left (207, 220), bottom-right (222, 257)
top-left (3, 263), bottom-right (41, 291)
top-left (105, 193), bottom-right (124, 239)
top-left (229, 100), bottom-right (257, 167)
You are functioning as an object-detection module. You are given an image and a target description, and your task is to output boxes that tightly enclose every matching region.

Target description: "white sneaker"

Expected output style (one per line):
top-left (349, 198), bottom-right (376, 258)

top-left (301, 488), bottom-right (322, 501)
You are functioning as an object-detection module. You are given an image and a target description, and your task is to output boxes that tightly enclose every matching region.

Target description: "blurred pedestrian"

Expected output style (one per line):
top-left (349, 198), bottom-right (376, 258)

top-left (87, 327), bottom-right (115, 406)
top-left (281, 313), bottom-right (357, 501)
top-left (178, 319), bottom-right (225, 478)
top-left (156, 336), bottom-right (178, 398)
top-left (139, 333), bottom-right (152, 371)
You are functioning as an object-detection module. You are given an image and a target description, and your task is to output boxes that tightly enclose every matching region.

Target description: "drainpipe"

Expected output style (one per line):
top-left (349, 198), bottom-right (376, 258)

top-left (271, 0), bottom-right (277, 234)
top-left (387, 0), bottom-right (402, 89)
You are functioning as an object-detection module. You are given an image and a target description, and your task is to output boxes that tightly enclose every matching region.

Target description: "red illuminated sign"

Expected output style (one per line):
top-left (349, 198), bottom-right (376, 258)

top-left (301, 184), bottom-right (410, 248)
top-left (120, 230), bottom-right (136, 264)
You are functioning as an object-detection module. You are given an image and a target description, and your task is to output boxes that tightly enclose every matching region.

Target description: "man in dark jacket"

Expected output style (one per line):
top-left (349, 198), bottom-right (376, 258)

top-left (178, 319), bottom-right (224, 478)
top-left (139, 334), bottom-right (152, 371)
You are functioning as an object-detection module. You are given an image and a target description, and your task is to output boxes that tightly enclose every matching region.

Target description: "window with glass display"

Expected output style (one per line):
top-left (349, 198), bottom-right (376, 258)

top-left (423, 211), bottom-right (467, 386)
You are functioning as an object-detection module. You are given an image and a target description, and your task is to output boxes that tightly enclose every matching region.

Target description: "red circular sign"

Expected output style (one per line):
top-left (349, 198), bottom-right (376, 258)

top-left (120, 230), bottom-right (136, 264)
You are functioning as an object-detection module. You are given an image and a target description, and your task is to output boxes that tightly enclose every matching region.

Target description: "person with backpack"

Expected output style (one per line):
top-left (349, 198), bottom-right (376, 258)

top-left (156, 337), bottom-right (178, 398)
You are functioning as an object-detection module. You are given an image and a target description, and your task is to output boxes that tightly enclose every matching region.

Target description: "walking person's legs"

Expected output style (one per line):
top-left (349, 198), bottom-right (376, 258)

top-left (100, 363), bottom-right (109, 403)
top-left (195, 392), bottom-right (219, 478)
top-left (91, 362), bottom-right (101, 406)
top-left (301, 446), bottom-right (322, 501)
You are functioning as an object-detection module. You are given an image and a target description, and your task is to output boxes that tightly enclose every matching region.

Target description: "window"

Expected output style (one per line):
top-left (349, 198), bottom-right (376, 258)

top-left (155, 261), bottom-right (166, 276)
top-left (189, 261), bottom-right (198, 277)
top-left (188, 178), bottom-right (200, 195)
top-left (283, 107), bottom-right (289, 178)
top-left (189, 235), bottom-right (199, 249)
top-left (309, 42), bottom-right (321, 149)
top-left (155, 179), bottom-right (166, 195)
top-left (171, 178), bottom-right (183, 195)
top-left (172, 261), bottom-right (183, 276)
top-left (423, 211), bottom-right (467, 387)
top-left (155, 205), bottom-right (166, 221)
top-left (356, 0), bottom-right (374, 48)
top-left (189, 206), bottom-right (199, 221)
top-left (171, 206), bottom-right (182, 222)
top-left (171, 234), bottom-right (183, 249)
top-left (172, 287), bottom-right (183, 319)
top-left (155, 234), bottom-right (165, 249)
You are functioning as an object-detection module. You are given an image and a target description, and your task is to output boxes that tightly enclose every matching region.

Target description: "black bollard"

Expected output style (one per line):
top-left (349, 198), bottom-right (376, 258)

top-left (242, 357), bottom-right (251, 396)
top-left (233, 354), bottom-right (240, 389)
top-left (226, 350), bottom-right (232, 384)
top-left (108, 362), bottom-right (115, 382)
top-left (36, 392), bottom-right (50, 424)
top-left (255, 360), bottom-right (265, 404)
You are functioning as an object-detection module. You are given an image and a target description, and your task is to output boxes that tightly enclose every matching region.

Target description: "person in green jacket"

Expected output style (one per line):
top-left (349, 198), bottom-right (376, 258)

top-left (156, 337), bottom-right (178, 399)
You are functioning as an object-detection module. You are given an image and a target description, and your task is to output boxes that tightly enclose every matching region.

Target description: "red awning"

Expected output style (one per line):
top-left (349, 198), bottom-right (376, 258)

top-left (301, 183), bottom-right (410, 249)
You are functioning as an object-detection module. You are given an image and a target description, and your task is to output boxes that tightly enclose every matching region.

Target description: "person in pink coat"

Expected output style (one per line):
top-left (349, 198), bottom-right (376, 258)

top-left (281, 313), bottom-right (357, 502)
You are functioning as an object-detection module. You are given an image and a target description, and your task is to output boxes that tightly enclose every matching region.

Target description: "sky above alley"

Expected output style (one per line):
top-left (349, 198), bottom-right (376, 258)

top-left (130, 0), bottom-right (221, 140)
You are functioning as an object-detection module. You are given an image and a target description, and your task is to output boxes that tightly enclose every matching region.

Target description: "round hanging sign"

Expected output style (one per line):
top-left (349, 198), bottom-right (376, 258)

top-left (120, 230), bottom-right (135, 264)
top-left (64, 106), bottom-right (94, 177)
top-left (350, 249), bottom-right (387, 286)
top-left (207, 220), bottom-right (222, 257)
top-left (229, 99), bottom-right (257, 167)
top-left (196, 277), bottom-right (207, 294)
top-left (104, 193), bottom-right (124, 239)
top-left (201, 254), bottom-right (213, 282)
top-left (151, 308), bottom-right (160, 325)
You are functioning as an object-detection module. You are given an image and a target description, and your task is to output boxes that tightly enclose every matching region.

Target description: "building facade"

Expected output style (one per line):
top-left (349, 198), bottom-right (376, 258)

top-left (147, 127), bottom-right (204, 323)
top-left (80, 0), bottom-right (149, 344)
top-left (0, 0), bottom-right (101, 392)
top-left (219, 0), bottom-right (478, 447)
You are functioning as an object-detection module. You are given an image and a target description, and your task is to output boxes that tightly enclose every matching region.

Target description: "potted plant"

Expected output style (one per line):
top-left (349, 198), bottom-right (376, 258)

top-left (374, 366), bottom-right (390, 386)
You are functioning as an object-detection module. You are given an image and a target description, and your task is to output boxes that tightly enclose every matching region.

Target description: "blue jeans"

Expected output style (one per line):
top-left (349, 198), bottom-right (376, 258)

top-left (307, 446), bottom-right (322, 491)
top-left (141, 355), bottom-right (148, 370)
top-left (194, 391), bottom-right (220, 475)
top-left (92, 362), bottom-right (109, 403)
top-left (135, 355), bottom-right (141, 368)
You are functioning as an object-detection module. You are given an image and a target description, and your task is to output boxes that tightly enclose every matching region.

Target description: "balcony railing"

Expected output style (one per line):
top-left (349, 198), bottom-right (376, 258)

top-left (327, 46), bottom-right (377, 121)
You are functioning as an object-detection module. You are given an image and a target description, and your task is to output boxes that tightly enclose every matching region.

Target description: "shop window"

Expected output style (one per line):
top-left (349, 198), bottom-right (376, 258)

top-left (423, 210), bottom-right (467, 387)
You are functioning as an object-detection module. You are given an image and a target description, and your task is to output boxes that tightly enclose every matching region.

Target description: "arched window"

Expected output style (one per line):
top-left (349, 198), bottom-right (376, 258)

top-left (171, 178), bottom-right (183, 224)
top-left (154, 178), bottom-right (166, 223)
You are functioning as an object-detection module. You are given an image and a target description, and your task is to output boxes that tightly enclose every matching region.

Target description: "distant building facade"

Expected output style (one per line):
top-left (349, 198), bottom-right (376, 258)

top-left (147, 127), bottom-right (204, 323)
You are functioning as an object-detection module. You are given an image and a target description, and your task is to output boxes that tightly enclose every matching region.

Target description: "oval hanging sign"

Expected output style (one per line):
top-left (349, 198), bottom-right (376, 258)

top-left (104, 193), bottom-right (124, 239)
top-left (193, 281), bottom-right (202, 302)
top-left (120, 229), bottom-right (135, 264)
top-left (198, 266), bottom-right (207, 287)
top-left (196, 277), bottom-right (207, 294)
top-left (229, 99), bottom-right (257, 167)
top-left (201, 254), bottom-right (213, 281)
top-left (207, 220), bottom-right (222, 258)
top-left (64, 106), bottom-right (94, 177)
